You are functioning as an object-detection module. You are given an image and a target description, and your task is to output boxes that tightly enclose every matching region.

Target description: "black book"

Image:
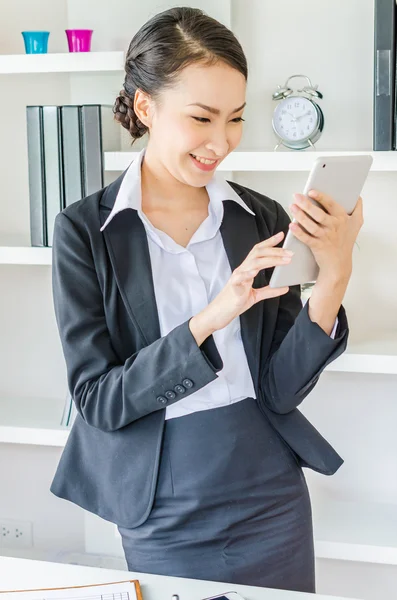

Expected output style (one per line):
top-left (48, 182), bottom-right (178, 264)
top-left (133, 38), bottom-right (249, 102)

top-left (60, 105), bottom-right (84, 207)
top-left (80, 104), bottom-right (121, 197)
top-left (42, 106), bottom-right (64, 246)
top-left (374, 0), bottom-right (396, 150)
top-left (26, 106), bottom-right (47, 247)
top-left (79, 105), bottom-right (104, 197)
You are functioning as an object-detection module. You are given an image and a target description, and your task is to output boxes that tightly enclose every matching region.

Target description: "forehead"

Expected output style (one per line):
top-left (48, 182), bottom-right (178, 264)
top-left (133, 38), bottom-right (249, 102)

top-left (164, 61), bottom-right (246, 109)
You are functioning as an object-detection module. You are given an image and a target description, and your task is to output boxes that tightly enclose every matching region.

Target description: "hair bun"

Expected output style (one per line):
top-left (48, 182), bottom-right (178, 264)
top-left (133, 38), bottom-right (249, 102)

top-left (113, 89), bottom-right (148, 141)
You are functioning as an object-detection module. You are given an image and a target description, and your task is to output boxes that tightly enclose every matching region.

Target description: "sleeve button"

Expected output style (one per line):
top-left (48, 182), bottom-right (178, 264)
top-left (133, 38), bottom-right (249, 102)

top-left (174, 384), bottom-right (186, 394)
top-left (182, 378), bottom-right (194, 389)
top-left (165, 390), bottom-right (176, 400)
top-left (156, 396), bottom-right (168, 405)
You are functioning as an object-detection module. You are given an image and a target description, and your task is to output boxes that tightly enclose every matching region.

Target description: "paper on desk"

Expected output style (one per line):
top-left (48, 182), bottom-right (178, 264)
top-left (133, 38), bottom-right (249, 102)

top-left (0, 580), bottom-right (140, 600)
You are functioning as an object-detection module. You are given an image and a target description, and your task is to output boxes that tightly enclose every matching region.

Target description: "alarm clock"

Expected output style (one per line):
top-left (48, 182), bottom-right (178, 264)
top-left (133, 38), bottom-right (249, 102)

top-left (271, 74), bottom-right (324, 151)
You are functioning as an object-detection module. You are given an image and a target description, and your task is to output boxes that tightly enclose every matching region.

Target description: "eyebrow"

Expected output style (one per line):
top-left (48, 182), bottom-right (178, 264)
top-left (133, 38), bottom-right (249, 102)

top-left (187, 102), bottom-right (246, 115)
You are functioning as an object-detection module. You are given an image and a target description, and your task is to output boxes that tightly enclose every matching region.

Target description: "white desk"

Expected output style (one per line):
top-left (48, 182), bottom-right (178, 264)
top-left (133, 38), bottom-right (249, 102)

top-left (0, 557), bottom-right (361, 600)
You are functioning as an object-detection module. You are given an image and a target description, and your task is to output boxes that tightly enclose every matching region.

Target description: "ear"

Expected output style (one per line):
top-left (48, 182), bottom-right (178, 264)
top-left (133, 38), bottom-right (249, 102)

top-left (134, 88), bottom-right (154, 128)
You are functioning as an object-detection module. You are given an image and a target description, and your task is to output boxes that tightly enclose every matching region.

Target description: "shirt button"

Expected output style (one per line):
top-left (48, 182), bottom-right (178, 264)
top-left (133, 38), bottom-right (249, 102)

top-left (165, 390), bottom-right (176, 400)
top-left (156, 396), bottom-right (168, 405)
top-left (174, 384), bottom-right (186, 394)
top-left (182, 378), bottom-right (194, 389)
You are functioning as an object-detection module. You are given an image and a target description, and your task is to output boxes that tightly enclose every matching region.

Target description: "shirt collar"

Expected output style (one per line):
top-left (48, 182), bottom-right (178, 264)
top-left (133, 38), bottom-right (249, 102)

top-left (100, 148), bottom-right (255, 233)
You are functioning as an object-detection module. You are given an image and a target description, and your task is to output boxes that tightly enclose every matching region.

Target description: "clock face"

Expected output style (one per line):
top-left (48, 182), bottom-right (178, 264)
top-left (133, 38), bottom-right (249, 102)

top-left (273, 96), bottom-right (319, 142)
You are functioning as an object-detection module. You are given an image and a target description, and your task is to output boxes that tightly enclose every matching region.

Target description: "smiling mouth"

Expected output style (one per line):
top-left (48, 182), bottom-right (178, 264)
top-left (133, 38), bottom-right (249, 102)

top-left (190, 153), bottom-right (218, 165)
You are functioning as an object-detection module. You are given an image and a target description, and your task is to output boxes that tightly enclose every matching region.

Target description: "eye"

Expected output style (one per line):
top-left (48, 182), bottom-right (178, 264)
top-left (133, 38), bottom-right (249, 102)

top-left (192, 116), bottom-right (245, 123)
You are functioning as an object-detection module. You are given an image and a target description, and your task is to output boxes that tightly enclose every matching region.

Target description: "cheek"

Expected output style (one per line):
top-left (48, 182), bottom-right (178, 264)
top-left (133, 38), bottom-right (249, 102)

top-left (175, 119), bottom-right (205, 147)
top-left (229, 125), bottom-right (243, 149)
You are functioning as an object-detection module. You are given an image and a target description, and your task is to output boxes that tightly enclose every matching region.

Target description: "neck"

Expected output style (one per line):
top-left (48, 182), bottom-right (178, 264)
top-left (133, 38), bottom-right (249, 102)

top-left (140, 146), bottom-right (209, 212)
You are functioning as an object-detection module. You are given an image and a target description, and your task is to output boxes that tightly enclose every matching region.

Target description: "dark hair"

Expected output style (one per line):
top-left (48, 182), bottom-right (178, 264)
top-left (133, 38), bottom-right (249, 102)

top-left (113, 6), bottom-right (248, 145)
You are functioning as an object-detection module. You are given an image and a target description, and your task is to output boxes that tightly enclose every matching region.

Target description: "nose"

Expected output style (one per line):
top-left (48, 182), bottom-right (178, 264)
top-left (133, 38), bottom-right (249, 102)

top-left (205, 126), bottom-right (230, 158)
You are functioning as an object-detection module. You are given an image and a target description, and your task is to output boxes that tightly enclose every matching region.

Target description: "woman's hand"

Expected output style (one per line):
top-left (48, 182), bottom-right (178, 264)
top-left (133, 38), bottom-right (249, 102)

top-left (289, 189), bottom-right (364, 282)
top-left (288, 189), bottom-right (364, 334)
top-left (189, 231), bottom-right (292, 346)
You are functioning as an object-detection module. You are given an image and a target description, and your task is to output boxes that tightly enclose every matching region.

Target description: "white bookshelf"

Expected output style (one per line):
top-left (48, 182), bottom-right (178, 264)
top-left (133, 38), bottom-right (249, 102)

top-left (0, 51), bottom-right (124, 74)
top-left (105, 150), bottom-right (397, 172)
top-left (0, 397), bottom-right (69, 447)
top-left (0, 4), bottom-right (396, 595)
top-left (0, 246), bottom-right (52, 265)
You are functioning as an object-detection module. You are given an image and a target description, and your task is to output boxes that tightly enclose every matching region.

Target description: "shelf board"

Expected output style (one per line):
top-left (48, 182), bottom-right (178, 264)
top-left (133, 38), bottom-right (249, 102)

top-left (325, 337), bottom-right (397, 375)
top-left (104, 150), bottom-right (397, 172)
top-left (0, 397), bottom-right (69, 446)
top-left (0, 246), bottom-right (52, 265)
top-left (0, 51), bottom-right (124, 74)
top-left (313, 498), bottom-right (397, 565)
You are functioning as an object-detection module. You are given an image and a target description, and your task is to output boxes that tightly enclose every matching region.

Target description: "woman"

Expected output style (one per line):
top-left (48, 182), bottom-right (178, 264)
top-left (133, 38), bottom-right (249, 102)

top-left (50, 6), bottom-right (362, 594)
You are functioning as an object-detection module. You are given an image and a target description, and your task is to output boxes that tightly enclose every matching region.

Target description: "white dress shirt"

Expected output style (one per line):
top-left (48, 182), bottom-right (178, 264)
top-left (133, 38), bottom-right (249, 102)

top-left (101, 149), bottom-right (337, 420)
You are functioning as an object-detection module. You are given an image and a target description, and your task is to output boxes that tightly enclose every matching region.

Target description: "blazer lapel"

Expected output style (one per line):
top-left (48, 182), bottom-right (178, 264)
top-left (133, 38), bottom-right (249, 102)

top-left (220, 199), bottom-right (265, 389)
top-left (100, 175), bottom-right (161, 346)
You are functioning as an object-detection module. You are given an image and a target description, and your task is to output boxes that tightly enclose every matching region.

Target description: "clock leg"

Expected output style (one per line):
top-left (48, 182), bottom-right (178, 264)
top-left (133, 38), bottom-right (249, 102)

top-left (274, 140), bottom-right (284, 151)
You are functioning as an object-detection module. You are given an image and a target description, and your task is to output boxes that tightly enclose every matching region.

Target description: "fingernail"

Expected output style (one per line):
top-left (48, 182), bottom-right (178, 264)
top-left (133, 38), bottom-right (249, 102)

top-left (285, 250), bottom-right (294, 256)
top-left (282, 256), bottom-right (291, 262)
top-left (308, 189), bottom-right (318, 198)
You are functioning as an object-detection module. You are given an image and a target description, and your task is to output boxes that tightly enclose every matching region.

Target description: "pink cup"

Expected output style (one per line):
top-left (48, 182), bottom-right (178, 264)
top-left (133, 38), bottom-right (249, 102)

top-left (65, 29), bottom-right (93, 52)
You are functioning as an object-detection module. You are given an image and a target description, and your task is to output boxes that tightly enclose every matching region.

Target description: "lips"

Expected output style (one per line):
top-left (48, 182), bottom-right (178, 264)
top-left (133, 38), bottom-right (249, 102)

top-left (189, 153), bottom-right (219, 172)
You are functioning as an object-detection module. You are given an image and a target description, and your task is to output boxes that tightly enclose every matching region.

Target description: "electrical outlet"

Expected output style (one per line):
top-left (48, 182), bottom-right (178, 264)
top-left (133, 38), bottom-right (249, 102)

top-left (0, 519), bottom-right (33, 548)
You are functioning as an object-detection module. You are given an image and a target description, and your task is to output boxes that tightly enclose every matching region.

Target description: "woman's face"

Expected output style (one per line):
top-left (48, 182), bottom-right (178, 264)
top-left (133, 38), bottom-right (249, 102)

top-left (140, 60), bottom-right (246, 187)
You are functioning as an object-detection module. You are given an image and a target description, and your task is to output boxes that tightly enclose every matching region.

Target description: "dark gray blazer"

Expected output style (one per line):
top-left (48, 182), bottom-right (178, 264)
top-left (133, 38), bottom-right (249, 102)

top-left (50, 170), bottom-right (349, 528)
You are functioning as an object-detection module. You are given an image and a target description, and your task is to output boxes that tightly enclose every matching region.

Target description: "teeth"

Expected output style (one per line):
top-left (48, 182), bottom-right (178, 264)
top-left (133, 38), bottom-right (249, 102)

top-left (191, 154), bottom-right (216, 165)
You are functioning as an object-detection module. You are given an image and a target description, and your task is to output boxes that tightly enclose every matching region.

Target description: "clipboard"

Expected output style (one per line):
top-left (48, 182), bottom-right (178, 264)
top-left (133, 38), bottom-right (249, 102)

top-left (0, 579), bottom-right (143, 600)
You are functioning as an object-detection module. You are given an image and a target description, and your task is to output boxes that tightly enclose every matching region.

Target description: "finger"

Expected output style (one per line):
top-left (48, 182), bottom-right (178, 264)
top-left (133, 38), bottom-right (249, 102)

top-left (350, 196), bottom-right (364, 221)
top-left (233, 270), bottom-right (258, 285)
top-left (288, 221), bottom-right (316, 247)
top-left (308, 189), bottom-right (346, 217)
top-left (293, 193), bottom-right (331, 226)
top-left (248, 247), bottom-right (294, 263)
top-left (252, 285), bottom-right (289, 304)
top-left (255, 231), bottom-right (285, 249)
top-left (290, 203), bottom-right (325, 238)
top-left (245, 255), bottom-right (293, 273)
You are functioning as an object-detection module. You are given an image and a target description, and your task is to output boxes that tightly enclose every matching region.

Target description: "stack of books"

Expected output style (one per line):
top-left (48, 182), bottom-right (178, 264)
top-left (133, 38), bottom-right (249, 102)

top-left (26, 104), bottom-right (120, 247)
top-left (374, 0), bottom-right (397, 150)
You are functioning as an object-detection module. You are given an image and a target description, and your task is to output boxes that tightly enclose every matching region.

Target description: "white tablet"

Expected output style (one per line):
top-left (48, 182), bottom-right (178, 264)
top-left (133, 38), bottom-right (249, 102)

top-left (269, 154), bottom-right (373, 288)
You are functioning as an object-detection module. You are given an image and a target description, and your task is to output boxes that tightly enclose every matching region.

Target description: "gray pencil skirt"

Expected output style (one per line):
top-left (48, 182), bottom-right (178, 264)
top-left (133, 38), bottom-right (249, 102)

top-left (118, 397), bottom-right (315, 593)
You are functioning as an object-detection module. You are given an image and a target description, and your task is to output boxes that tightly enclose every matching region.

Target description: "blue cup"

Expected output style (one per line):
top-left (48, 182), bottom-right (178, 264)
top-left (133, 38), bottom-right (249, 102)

top-left (22, 31), bottom-right (50, 54)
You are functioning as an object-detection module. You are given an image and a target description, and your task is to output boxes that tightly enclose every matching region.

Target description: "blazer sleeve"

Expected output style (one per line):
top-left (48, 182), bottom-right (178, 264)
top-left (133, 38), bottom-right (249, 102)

top-left (258, 201), bottom-right (349, 415)
top-left (52, 212), bottom-right (223, 432)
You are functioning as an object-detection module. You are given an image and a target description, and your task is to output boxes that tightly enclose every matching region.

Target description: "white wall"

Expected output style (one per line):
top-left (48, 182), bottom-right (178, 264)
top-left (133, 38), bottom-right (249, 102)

top-left (0, 444), bottom-right (84, 553)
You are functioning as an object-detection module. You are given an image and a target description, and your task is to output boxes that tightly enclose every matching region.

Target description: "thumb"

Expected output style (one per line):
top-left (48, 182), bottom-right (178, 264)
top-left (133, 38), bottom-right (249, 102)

top-left (351, 196), bottom-right (363, 222)
top-left (252, 285), bottom-right (289, 305)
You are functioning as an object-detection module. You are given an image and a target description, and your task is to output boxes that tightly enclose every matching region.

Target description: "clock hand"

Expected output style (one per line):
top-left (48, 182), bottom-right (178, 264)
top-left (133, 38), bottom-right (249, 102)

top-left (296, 110), bottom-right (311, 121)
